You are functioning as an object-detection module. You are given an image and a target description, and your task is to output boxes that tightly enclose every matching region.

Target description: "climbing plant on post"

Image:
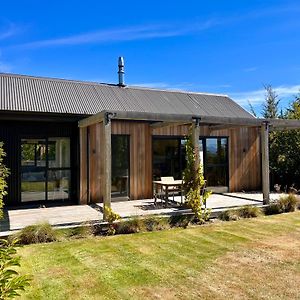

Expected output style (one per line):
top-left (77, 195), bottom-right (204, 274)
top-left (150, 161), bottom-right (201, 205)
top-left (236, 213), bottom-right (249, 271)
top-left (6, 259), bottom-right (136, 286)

top-left (0, 142), bottom-right (9, 220)
top-left (182, 126), bottom-right (211, 223)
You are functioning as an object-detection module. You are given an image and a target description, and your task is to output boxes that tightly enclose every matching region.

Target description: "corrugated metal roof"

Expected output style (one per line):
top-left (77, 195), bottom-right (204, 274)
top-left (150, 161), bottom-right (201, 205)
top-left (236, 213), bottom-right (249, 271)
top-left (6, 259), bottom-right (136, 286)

top-left (0, 73), bottom-right (254, 119)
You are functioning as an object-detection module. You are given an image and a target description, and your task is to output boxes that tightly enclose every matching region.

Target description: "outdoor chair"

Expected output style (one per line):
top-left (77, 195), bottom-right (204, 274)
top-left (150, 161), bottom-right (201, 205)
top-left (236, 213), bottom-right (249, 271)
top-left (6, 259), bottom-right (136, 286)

top-left (160, 177), bottom-right (182, 202)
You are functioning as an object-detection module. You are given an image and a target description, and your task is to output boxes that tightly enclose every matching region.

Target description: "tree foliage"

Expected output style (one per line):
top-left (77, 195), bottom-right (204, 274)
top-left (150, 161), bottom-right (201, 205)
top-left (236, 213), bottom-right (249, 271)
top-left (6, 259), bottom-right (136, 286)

top-left (268, 92), bottom-right (300, 189)
top-left (182, 128), bottom-right (211, 222)
top-left (0, 239), bottom-right (31, 299)
top-left (262, 84), bottom-right (280, 119)
top-left (0, 142), bottom-right (9, 219)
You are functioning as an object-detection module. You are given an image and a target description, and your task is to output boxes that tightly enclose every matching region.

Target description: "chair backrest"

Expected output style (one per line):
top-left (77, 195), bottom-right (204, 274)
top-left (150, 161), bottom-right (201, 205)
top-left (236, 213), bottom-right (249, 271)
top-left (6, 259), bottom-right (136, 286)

top-left (161, 176), bottom-right (175, 183)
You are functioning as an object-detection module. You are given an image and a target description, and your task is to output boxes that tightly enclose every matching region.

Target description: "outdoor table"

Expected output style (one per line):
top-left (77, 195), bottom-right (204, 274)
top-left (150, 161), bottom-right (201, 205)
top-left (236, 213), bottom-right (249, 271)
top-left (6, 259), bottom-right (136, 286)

top-left (153, 180), bottom-right (183, 205)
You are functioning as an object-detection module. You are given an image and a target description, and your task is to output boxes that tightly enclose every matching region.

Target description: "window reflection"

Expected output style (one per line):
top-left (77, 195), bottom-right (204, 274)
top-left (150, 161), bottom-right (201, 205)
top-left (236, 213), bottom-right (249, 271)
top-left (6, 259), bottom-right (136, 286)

top-left (21, 137), bottom-right (71, 202)
top-left (48, 138), bottom-right (70, 168)
top-left (111, 135), bottom-right (129, 198)
top-left (153, 138), bottom-right (186, 180)
top-left (203, 138), bottom-right (228, 187)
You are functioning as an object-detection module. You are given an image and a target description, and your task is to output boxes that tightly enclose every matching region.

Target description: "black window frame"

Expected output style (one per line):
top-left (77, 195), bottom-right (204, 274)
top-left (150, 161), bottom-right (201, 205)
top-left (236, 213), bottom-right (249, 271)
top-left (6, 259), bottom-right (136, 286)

top-left (20, 136), bottom-right (72, 202)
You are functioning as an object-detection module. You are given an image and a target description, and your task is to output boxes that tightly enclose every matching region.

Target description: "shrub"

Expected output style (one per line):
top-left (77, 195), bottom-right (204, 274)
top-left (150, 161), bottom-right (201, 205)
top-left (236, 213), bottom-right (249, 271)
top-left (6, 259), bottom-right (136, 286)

top-left (279, 194), bottom-right (298, 212)
top-left (265, 194), bottom-right (298, 215)
top-left (142, 216), bottom-right (170, 231)
top-left (0, 239), bottom-right (31, 299)
top-left (264, 203), bottom-right (281, 215)
top-left (116, 217), bottom-right (142, 234)
top-left (16, 223), bottom-right (57, 245)
top-left (182, 128), bottom-right (211, 223)
top-left (219, 209), bottom-right (240, 221)
top-left (219, 205), bottom-right (262, 221)
top-left (169, 214), bottom-right (193, 228)
top-left (103, 206), bottom-right (120, 235)
top-left (60, 225), bottom-right (92, 239)
top-left (238, 205), bottom-right (262, 218)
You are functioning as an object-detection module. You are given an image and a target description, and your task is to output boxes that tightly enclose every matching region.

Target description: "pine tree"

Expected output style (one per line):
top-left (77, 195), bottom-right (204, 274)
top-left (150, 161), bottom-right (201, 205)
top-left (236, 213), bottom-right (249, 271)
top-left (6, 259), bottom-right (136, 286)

top-left (262, 84), bottom-right (280, 119)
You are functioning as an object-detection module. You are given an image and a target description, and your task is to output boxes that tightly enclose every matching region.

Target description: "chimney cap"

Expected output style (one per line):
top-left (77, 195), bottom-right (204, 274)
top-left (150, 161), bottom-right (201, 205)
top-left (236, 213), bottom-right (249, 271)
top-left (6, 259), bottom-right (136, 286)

top-left (118, 56), bottom-right (124, 67)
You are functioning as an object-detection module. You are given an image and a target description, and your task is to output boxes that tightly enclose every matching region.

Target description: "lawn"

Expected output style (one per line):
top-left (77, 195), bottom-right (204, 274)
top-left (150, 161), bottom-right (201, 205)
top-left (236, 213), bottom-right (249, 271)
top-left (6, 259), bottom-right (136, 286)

top-left (18, 212), bottom-right (300, 300)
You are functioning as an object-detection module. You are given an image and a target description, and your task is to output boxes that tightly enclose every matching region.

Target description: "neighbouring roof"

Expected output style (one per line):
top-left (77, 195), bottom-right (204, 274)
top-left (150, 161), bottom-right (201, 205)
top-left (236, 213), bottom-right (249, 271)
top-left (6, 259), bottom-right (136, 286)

top-left (0, 72), bottom-right (254, 119)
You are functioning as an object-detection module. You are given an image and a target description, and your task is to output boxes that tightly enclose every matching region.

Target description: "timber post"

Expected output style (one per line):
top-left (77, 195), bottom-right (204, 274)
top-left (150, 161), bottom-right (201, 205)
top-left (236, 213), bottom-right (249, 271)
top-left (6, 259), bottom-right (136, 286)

top-left (192, 118), bottom-right (201, 172)
top-left (103, 112), bottom-right (113, 220)
top-left (79, 127), bottom-right (88, 204)
top-left (261, 121), bottom-right (270, 204)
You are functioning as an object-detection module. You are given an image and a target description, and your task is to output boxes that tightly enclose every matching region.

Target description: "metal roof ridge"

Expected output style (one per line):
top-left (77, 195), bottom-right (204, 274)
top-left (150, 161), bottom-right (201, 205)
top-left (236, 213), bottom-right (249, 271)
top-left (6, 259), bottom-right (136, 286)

top-left (0, 72), bottom-right (229, 97)
top-left (0, 72), bottom-right (119, 87)
top-left (126, 85), bottom-right (229, 97)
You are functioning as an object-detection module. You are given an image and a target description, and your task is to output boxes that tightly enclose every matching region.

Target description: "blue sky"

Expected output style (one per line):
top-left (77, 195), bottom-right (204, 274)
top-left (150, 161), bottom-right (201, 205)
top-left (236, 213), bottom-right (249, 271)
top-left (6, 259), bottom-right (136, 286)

top-left (0, 0), bottom-right (299, 115)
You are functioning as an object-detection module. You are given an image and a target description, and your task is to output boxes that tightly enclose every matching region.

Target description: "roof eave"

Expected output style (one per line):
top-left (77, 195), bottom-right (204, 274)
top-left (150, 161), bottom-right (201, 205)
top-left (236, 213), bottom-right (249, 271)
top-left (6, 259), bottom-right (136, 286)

top-left (78, 110), bottom-right (263, 128)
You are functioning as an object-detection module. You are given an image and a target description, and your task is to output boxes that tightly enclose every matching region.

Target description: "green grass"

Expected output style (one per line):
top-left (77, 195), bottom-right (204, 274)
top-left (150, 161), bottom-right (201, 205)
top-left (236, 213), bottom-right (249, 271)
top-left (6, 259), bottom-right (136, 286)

top-left (18, 212), bottom-right (300, 299)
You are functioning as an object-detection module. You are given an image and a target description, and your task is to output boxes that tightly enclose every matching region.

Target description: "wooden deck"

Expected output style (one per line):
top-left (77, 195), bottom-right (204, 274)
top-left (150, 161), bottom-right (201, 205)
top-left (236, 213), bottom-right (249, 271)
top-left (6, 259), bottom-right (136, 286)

top-left (0, 192), bottom-right (284, 237)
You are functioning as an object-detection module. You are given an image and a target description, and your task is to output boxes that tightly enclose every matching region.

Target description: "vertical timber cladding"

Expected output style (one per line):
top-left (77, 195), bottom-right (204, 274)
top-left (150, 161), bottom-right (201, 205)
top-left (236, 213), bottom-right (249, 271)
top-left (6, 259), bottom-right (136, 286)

top-left (86, 120), bottom-right (153, 202)
top-left (85, 121), bottom-right (261, 202)
top-left (153, 124), bottom-right (261, 192)
top-left (87, 122), bottom-right (104, 203)
top-left (112, 120), bottom-right (152, 200)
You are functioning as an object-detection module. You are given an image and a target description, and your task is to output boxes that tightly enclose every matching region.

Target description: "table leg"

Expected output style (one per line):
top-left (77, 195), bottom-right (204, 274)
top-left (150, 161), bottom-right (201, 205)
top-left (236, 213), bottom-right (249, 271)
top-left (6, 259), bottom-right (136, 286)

top-left (154, 183), bottom-right (157, 205)
top-left (181, 186), bottom-right (183, 204)
top-left (165, 186), bottom-right (169, 207)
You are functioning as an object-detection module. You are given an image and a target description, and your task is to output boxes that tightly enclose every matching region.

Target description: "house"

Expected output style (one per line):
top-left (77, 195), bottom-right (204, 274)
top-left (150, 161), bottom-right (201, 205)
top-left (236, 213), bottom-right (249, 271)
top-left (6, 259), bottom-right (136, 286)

top-left (1, 58), bottom-right (299, 210)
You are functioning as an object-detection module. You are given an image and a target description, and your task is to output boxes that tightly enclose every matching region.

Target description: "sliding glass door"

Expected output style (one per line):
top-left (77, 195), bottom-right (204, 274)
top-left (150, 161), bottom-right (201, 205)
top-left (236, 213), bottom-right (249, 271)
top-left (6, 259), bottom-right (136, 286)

top-left (152, 136), bottom-right (229, 188)
top-left (21, 137), bottom-right (71, 202)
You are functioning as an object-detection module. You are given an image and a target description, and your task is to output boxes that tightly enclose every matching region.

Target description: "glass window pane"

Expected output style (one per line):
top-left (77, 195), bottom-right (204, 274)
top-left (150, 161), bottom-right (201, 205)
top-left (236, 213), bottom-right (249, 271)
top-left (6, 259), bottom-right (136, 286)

top-left (48, 138), bottom-right (70, 168)
top-left (206, 138), bottom-right (227, 165)
top-left (21, 139), bottom-right (47, 167)
top-left (199, 139), bottom-right (204, 167)
top-left (21, 170), bottom-right (46, 202)
top-left (153, 139), bottom-right (181, 180)
top-left (47, 170), bottom-right (70, 200)
top-left (205, 166), bottom-right (227, 186)
top-left (111, 135), bottom-right (129, 198)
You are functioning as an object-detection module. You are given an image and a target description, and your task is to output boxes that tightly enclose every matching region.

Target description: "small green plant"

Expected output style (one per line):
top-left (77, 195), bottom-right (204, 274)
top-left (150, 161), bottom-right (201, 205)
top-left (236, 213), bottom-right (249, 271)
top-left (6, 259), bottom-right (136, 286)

top-left (182, 128), bottom-right (211, 223)
top-left (219, 209), bottom-right (240, 221)
top-left (16, 223), bottom-right (57, 245)
top-left (0, 142), bottom-right (9, 220)
top-left (116, 217), bottom-right (142, 234)
top-left (142, 216), bottom-right (170, 231)
top-left (0, 239), bottom-right (31, 299)
top-left (237, 205), bottom-right (262, 218)
top-left (279, 194), bottom-right (298, 212)
top-left (265, 194), bottom-right (298, 215)
top-left (104, 207), bottom-right (120, 235)
top-left (219, 205), bottom-right (262, 221)
top-left (169, 214), bottom-right (193, 228)
top-left (59, 225), bottom-right (92, 240)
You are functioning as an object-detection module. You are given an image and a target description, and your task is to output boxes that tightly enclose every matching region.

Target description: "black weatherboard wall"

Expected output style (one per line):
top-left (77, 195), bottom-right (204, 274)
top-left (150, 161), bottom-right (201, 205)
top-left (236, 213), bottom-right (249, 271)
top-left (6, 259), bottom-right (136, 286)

top-left (0, 117), bottom-right (80, 206)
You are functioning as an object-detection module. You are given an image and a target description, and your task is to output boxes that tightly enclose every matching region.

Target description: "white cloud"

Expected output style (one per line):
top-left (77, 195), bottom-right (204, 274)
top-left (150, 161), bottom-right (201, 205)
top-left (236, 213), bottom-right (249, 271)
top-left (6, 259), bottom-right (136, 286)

top-left (17, 20), bottom-right (219, 48)
top-left (230, 84), bottom-right (300, 105)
